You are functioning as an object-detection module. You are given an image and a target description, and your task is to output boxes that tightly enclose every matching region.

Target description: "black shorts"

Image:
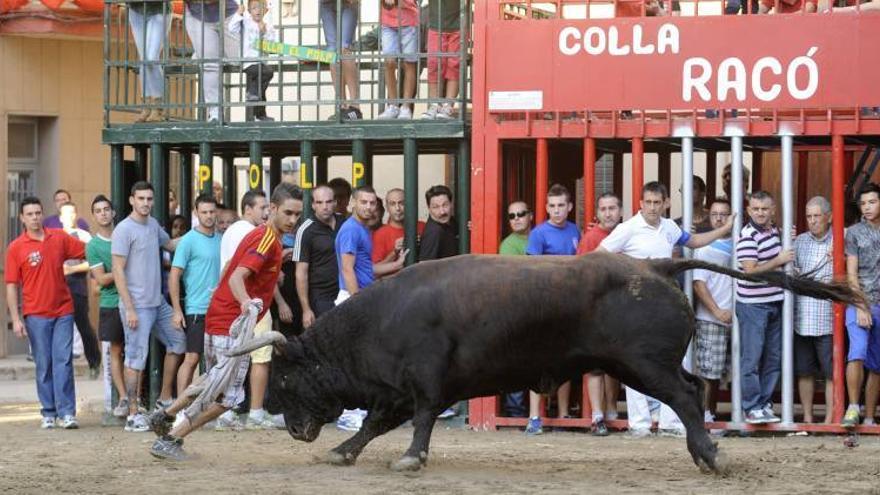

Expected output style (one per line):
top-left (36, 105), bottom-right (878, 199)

top-left (185, 314), bottom-right (206, 355)
top-left (99, 307), bottom-right (124, 343)
top-left (312, 298), bottom-right (336, 318)
top-left (794, 334), bottom-right (833, 379)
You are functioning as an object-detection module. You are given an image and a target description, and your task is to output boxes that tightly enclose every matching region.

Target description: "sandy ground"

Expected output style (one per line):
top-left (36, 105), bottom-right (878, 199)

top-left (1, 404), bottom-right (879, 495)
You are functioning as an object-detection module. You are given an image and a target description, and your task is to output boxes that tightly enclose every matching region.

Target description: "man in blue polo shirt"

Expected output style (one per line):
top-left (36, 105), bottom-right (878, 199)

top-left (524, 184), bottom-right (581, 435)
top-left (169, 194), bottom-right (221, 396)
top-left (334, 185), bottom-right (407, 432)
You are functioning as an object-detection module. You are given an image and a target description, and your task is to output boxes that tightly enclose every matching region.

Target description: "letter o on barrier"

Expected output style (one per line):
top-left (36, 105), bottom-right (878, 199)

top-left (249, 163), bottom-right (261, 189)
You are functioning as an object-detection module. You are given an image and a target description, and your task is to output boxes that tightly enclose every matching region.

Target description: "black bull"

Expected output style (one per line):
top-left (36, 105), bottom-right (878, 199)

top-left (246, 252), bottom-right (862, 472)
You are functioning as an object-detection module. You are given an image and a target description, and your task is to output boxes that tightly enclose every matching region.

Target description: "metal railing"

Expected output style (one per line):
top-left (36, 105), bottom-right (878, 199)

top-left (103, 0), bottom-right (472, 126)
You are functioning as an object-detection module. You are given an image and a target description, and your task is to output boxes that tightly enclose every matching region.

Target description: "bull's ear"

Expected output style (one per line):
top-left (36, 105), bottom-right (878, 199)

top-left (282, 336), bottom-right (305, 362)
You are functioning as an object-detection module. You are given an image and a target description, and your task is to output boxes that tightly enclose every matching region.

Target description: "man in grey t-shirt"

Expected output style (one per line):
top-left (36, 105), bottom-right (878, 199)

top-left (111, 181), bottom-right (186, 433)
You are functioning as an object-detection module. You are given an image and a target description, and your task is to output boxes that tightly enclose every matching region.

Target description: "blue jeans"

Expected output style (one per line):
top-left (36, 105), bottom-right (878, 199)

top-left (320, 0), bottom-right (358, 52)
top-left (128, 10), bottom-right (170, 98)
top-left (25, 314), bottom-right (76, 418)
top-left (736, 301), bottom-right (782, 412)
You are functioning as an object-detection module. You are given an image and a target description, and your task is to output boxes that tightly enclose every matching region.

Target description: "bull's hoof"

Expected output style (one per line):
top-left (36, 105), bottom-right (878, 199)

top-left (697, 449), bottom-right (729, 476)
top-left (322, 450), bottom-right (356, 466)
top-left (390, 456), bottom-right (422, 472)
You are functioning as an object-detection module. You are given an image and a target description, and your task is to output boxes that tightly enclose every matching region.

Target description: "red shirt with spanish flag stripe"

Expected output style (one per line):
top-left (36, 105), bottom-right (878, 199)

top-left (205, 225), bottom-right (282, 336)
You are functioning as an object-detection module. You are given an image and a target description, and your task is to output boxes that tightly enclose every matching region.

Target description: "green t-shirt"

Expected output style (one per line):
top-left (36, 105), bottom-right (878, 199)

top-left (499, 233), bottom-right (528, 256)
top-left (86, 235), bottom-right (119, 308)
top-left (428, 0), bottom-right (462, 32)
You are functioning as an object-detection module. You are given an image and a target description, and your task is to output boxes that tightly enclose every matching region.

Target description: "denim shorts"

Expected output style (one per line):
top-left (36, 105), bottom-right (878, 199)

top-left (320, 0), bottom-right (358, 52)
top-left (381, 25), bottom-right (419, 62)
top-left (845, 305), bottom-right (876, 362)
top-left (120, 301), bottom-right (186, 371)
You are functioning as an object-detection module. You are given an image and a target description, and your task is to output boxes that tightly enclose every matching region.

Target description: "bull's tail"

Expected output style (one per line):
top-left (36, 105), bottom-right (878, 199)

top-left (648, 258), bottom-right (867, 308)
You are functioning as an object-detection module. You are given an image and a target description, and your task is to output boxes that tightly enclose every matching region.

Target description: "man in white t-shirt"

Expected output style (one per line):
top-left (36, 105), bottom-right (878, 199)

top-left (691, 199), bottom-right (734, 428)
top-left (597, 182), bottom-right (733, 437)
top-left (217, 189), bottom-right (283, 430)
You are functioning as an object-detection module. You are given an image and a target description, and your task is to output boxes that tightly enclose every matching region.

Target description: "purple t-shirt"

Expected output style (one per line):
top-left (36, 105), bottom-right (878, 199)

top-left (43, 215), bottom-right (90, 231)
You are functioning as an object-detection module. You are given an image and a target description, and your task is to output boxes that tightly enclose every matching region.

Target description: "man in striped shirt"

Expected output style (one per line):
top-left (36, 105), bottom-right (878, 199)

top-left (736, 190), bottom-right (794, 424)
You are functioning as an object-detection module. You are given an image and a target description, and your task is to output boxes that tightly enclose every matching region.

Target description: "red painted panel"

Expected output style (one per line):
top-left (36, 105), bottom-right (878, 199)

top-left (485, 14), bottom-right (880, 112)
top-left (0, 0), bottom-right (27, 14)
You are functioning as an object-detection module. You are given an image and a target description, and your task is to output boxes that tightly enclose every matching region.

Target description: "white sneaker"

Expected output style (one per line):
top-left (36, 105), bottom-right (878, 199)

top-left (604, 409), bottom-right (619, 421)
top-left (124, 413), bottom-right (150, 432)
top-left (113, 398), bottom-right (130, 418)
top-left (246, 410), bottom-right (276, 430)
top-left (215, 410), bottom-right (243, 431)
top-left (397, 106), bottom-right (412, 119)
top-left (377, 105), bottom-right (400, 120)
top-left (421, 104), bottom-right (439, 120)
top-left (436, 104), bottom-right (454, 120)
top-left (172, 411), bottom-right (187, 430)
top-left (437, 407), bottom-right (457, 419)
top-left (336, 409), bottom-right (365, 432)
top-left (41, 417), bottom-right (57, 429)
top-left (863, 417), bottom-right (876, 426)
top-left (58, 415), bottom-right (79, 429)
top-left (271, 414), bottom-right (286, 429)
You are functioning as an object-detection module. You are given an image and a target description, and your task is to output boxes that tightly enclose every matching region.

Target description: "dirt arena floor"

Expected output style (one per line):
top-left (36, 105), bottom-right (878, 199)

top-left (1, 403), bottom-right (879, 495)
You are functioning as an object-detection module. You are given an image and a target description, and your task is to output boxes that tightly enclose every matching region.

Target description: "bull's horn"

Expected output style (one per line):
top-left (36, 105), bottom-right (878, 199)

top-left (224, 331), bottom-right (287, 357)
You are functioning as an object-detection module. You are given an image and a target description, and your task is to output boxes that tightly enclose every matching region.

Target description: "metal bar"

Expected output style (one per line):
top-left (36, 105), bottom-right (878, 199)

top-left (535, 138), bottom-right (549, 223)
top-left (706, 151), bottom-right (717, 202)
top-left (111, 144), bottom-right (125, 224)
top-left (682, 137), bottom-right (694, 304)
top-left (199, 142), bottom-right (213, 195)
top-left (301, 140), bottom-right (314, 218)
top-left (135, 146), bottom-right (148, 181)
top-left (180, 152), bottom-right (193, 221)
top-left (404, 138), bottom-right (419, 266)
top-left (797, 151), bottom-right (809, 234)
top-left (730, 135), bottom-right (744, 425)
top-left (148, 141), bottom-right (168, 411)
top-left (249, 141), bottom-right (264, 191)
top-left (457, 138), bottom-right (471, 254)
top-left (269, 155), bottom-right (282, 192)
top-left (352, 140), bottom-right (367, 187)
top-left (583, 137), bottom-right (596, 223)
top-left (316, 154), bottom-right (329, 185)
top-left (222, 154), bottom-right (237, 207)
top-left (831, 134), bottom-right (847, 424)
top-left (781, 134), bottom-right (795, 425)
top-left (631, 138), bottom-right (644, 215)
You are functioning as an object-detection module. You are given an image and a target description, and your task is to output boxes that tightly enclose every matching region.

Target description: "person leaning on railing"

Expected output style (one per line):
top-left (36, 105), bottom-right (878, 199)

top-left (320, 0), bottom-right (362, 120)
top-left (184, 0), bottom-right (238, 122)
top-left (124, 0), bottom-right (172, 122)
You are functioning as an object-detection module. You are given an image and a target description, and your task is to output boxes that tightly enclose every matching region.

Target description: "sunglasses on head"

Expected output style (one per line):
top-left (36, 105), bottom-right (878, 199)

top-left (508, 210), bottom-right (530, 220)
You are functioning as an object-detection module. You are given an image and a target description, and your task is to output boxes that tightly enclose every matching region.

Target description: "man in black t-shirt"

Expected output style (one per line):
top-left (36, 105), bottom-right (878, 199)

top-left (293, 185), bottom-right (344, 329)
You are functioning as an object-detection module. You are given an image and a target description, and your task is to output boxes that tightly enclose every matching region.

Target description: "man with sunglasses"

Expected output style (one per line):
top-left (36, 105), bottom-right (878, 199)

top-left (524, 184), bottom-right (581, 435)
top-left (498, 201), bottom-right (533, 418)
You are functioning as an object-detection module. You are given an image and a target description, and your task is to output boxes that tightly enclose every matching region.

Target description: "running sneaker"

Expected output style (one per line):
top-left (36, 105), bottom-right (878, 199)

top-left (150, 436), bottom-right (188, 461)
top-left (745, 409), bottom-right (767, 424)
top-left (342, 106), bottom-right (362, 121)
top-left (658, 428), bottom-right (685, 438)
top-left (155, 398), bottom-right (174, 410)
top-left (125, 413), bottom-right (150, 433)
top-left (863, 417), bottom-right (876, 426)
top-left (591, 419), bottom-right (609, 437)
top-left (841, 406), bottom-right (860, 428)
top-left (58, 415), bottom-right (79, 429)
top-left (397, 106), bottom-right (413, 119)
top-left (246, 410), bottom-right (277, 430)
top-left (40, 417), bottom-right (56, 429)
top-left (604, 409), bottom-right (619, 421)
top-left (435, 104), bottom-right (454, 120)
top-left (113, 398), bottom-right (130, 418)
top-left (421, 104), bottom-right (440, 120)
top-left (377, 105), bottom-right (400, 120)
top-left (623, 428), bottom-right (652, 439)
top-left (525, 416), bottom-right (543, 436)
top-left (437, 407), bottom-right (457, 419)
top-left (336, 413), bottom-right (363, 432)
top-left (762, 405), bottom-right (781, 424)
top-left (214, 410), bottom-right (243, 431)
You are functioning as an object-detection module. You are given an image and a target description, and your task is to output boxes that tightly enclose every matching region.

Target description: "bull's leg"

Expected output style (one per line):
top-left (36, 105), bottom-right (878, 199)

top-left (391, 408), bottom-right (439, 472)
top-left (633, 366), bottom-right (722, 473)
top-left (323, 411), bottom-right (406, 466)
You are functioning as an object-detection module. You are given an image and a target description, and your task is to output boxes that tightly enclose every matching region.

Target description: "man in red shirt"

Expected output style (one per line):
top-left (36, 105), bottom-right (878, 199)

top-left (759, 0), bottom-right (816, 13)
top-left (147, 183), bottom-right (303, 460)
top-left (372, 188), bottom-right (425, 271)
top-left (576, 192), bottom-right (622, 436)
top-left (5, 197), bottom-right (86, 430)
